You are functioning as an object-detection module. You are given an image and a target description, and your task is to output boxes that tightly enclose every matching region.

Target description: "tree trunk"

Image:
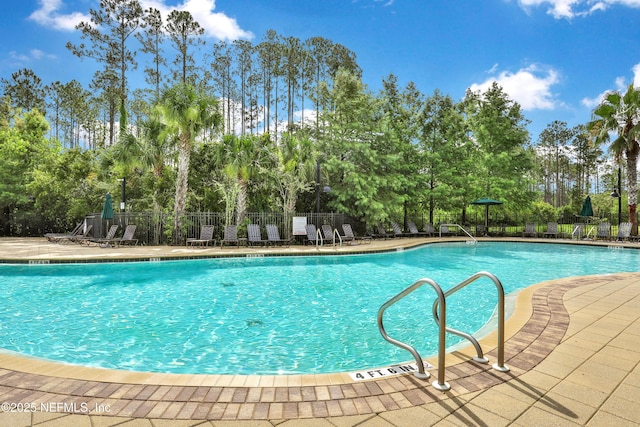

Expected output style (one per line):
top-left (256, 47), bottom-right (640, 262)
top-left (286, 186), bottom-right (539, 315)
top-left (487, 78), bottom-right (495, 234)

top-left (173, 133), bottom-right (191, 243)
top-left (236, 179), bottom-right (247, 225)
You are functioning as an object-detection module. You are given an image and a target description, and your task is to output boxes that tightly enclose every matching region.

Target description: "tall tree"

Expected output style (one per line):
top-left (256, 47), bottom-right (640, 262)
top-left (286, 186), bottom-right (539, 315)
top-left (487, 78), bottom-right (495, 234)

top-left (589, 84), bottom-right (640, 233)
top-left (66, 0), bottom-right (143, 141)
top-left (136, 7), bottom-right (165, 100)
top-left (165, 10), bottom-right (205, 85)
top-left (537, 121), bottom-right (574, 207)
top-left (1, 68), bottom-right (46, 113)
top-left (155, 83), bottom-right (221, 241)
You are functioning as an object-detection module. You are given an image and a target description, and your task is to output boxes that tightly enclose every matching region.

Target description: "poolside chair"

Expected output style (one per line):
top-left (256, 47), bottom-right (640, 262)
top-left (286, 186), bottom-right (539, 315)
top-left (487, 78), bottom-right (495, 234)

top-left (220, 225), bottom-right (239, 247)
top-left (45, 222), bottom-right (83, 242)
top-left (391, 221), bottom-right (410, 238)
top-left (439, 224), bottom-right (454, 237)
top-left (543, 222), bottom-right (559, 238)
top-left (571, 223), bottom-right (585, 240)
top-left (305, 224), bottom-right (322, 245)
top-left (522, 223), bottom-right (538, 237)
top-left (342, 223), bottom-right (372, 245)
top-left (616, 222), bottom-right (632, 241)
top-left (109, 224), bottom-right (138, 246)
top-left (187, 225), bottom-right (215, 247)
top-left (475, 224), bottom-right (487, 237)
top-left (373, 223), bottom-right (391, 239)
top-left (423, 223), bottom-right (435, 236)
top-left (247, 224), bottom-right (268, 246)
top-left (80, 224), bottom-right (119, 246)
top-left (595, 222), bottom-right (611, 241)
top-left (266, 224), bottom-right (291, 246)
top-left (408, 221), bottom-right (429, 237)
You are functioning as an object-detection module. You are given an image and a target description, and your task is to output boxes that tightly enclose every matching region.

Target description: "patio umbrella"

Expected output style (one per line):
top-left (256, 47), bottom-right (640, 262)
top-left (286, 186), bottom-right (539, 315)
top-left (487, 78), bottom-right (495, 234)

top-left (580, 195), bottom-right (594, 218)
top-left (471, 198), bottom-right (503, 230)
top-left (101, 193), bottom-right (114, 237)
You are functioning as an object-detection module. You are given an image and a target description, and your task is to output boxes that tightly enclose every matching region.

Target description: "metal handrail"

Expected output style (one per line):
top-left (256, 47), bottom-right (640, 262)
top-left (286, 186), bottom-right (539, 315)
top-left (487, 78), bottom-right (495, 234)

top-left (316, 227), bottom-right (323, 247)
top-left (432, 271), bottom-right (509, 372)
top-left (333, 228), bottom-right (343, 246)
top-left (378, 278), bottom-right (451, 391)
top-left (439, 223), bottom-right (477, 243)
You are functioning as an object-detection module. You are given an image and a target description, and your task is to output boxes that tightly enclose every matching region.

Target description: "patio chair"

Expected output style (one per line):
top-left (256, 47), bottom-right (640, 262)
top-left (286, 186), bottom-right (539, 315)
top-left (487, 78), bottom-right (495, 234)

top-left (571, 223), bottom-right (585, 239)
top-left (187, 225), bottom-right (215, 247)
top-left (543, 222), bottom-right (559, 238)
top-left (45, 222), bottom-right (83, 242)
top-left (475, 224), bottom-right (487, 237)
top-left (108, 224), bottom-right (138, 246)
top-left (321, 224), bottom-right (334, 241)
top-left (522, 223), bottom-right (538, 237)
top-left (373, 223), bottom-right (391, 239)
top-left (408, 221), bottom-right (430, 237)
top-left (80, 224), bottom-right (119, 246)
top-left (595, 222), bottom-right (611, 241)
top-left (305, 224), bottom-right (322, 245)
top-left (423, 223), bottom-right (435, 236)
top-left (342, 224), bottom-right (372, 244)
top-left (439, 224), bottom-right (455, 237)
top-left (54, 224), bottom-right (94, 244)
top-left (247, 224), bottom-right (268, 246)
top-left (616, 222), bottom-right (632, 241)
top-left (220, 225), bottom-right (239, 247)
top-left (391, 221), bottom-right (410, 238)
top-left (265, 224), bottom-right (291, 246)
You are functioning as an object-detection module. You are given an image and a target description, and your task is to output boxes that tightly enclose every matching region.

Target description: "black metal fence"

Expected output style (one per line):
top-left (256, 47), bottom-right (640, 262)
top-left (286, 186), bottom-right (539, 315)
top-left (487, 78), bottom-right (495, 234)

top-left (82, 212), bottom-right (350, 246)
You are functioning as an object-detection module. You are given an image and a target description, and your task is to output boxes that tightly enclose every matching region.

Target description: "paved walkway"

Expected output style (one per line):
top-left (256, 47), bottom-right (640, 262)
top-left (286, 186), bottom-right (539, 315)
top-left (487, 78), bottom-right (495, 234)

top-left (0, 237), bottom-right (639, 426)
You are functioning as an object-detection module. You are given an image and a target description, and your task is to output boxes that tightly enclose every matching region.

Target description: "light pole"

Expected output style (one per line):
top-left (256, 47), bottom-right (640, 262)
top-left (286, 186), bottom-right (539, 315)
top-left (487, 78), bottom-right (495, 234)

top-left (315, 160), bottom-right (330, 220)
top-left (119, 177), bottom-right (126, 212)
top-left (610, 167), bottom-right (622, 225)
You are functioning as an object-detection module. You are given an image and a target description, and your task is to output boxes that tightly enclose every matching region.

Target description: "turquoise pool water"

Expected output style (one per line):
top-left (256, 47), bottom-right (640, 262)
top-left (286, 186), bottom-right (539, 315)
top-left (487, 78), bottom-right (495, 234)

top-left (0, 242), bottom-right (638, 375)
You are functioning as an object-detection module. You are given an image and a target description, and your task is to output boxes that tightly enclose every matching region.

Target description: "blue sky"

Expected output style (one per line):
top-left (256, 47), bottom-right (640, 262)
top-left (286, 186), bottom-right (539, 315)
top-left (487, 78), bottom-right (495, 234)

top-left (2, 0), bottom-right (640, 139)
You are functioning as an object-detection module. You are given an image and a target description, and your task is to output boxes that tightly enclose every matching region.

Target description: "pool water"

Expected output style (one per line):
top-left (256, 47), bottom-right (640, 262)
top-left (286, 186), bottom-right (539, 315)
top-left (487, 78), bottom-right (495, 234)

top-left (1, 242), bottom-right (638, 375)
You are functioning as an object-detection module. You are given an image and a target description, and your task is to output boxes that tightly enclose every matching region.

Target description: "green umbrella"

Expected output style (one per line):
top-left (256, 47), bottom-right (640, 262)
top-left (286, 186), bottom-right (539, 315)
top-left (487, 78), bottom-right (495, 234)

top-left (471, 198), bottom-right (503, 230)
top-left (580, 195), bottom-right (593, 217)
top-left (101, 193), bottom-right (114, 237)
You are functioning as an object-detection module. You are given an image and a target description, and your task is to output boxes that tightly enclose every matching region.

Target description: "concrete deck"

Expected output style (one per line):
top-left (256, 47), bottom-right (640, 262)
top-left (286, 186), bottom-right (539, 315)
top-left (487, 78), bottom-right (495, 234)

top-left (0, 237), bottom-right (638, 426)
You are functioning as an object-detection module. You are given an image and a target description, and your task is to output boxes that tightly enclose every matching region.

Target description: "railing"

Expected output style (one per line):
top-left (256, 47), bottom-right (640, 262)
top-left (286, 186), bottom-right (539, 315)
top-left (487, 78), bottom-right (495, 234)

top-left (377, 271), bottom-right (509, 391)
top-left (432, 271), bottom-right (509, 372)
top-left (439, 223), bottom-right (477, 243)
top-left (332, 228), bottom-right (343, 246)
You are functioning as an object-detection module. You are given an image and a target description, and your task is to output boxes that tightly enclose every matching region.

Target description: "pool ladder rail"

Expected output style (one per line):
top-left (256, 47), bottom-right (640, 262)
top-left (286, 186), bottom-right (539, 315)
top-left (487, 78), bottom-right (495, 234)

top-left (439, 223), bottom-right (477, 243)
top-left (377, 271), bottom-right (509, 391)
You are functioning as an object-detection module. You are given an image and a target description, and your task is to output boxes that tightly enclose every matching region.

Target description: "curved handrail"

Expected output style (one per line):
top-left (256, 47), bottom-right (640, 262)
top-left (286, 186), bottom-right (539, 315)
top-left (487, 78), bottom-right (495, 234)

top-left (333, 228), bottom-right (342, 246)
top-left (378, 278), bottom-right (451, 391)
top-left (432, 271), bottom-right (509, 372)
top-left (439, 224), bottom-right (477, 243)
top-left (316, 227), bottom-right (323, 247)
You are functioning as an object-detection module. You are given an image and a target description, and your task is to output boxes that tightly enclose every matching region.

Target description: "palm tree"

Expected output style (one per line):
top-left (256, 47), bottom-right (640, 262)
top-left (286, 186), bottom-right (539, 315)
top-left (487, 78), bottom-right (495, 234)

top-left (155, 83), bottom-right (221, 241)
top-left (215, 133), bottom-right (269, 225)
top-left (588, 84), bottom-right (640, 234)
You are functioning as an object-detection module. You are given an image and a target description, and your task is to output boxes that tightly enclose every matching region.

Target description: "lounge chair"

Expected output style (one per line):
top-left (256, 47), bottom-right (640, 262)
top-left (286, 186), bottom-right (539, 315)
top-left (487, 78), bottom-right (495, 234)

top-left (407, 221), bottom-right (429, 237)
top-left (616, 222), bottom-right (632, 241)
top-left (187, 225), bottom-right (215, 247)
top-left (423, 223), bottom-right (435, 236)
top-left (373, 223), bottom-right (391, 239)
top-left (108, 224), bottom-right (138, 246)
top-left (247, 224), bottom-right (268, 246)
top-left (342, 223), bottom-right (372, 244)
top-left (266, 224), bottom-right (290, 246)
top-left (595, 222), bottom-right (611, 240)
top-left (220, 225), bottom-right (239, 247)
top-left (55, 224), bottom-right (94, 244)
top-left (305, 224), bottom-right (322, 245)
top-left (45, 222), bottom-right (82, 242)
top-left (523, 223), bottom-right (538, 237)
top-left (391, 222), bottom-right (409, 238)
top-left (571, 223), bottom-right (585, 239)
top-left (543, 222), bottom-right (559, 238)
top-left (475, 224), bottom-right (486, 237)
top-left (80, 224), bottom-right (119, 246)
top-left (439, 224), bottom-right (454, 237)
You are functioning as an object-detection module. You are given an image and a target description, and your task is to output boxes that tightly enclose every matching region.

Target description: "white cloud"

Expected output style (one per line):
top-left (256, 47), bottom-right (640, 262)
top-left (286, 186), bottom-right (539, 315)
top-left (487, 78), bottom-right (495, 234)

top-left (581, 63), bottom-right (640, 107)
top-left (518, 0), bottom-right (640, 19)
top-left (28, 0), bottom-right (252, 40)
top-left (469, 65), bottom-right (561, 110)
top-left (28, 0), bottom-right (90, 31)
top-left (7, 49), bottom-right (57, 66)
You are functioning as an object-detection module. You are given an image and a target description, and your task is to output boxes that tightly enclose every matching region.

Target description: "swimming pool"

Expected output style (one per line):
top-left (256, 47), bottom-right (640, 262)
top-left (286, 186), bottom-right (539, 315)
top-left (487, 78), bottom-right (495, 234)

top-left (1, 242), bottom-right (638, 375)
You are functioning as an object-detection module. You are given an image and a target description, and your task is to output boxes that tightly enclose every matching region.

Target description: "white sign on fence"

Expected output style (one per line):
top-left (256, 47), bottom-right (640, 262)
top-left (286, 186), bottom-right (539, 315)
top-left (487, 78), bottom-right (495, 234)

top-left (293, 216), bottom-right (307, 235)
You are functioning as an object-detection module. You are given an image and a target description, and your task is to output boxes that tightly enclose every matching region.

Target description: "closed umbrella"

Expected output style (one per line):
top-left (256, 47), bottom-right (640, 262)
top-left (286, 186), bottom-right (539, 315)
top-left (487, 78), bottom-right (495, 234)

top-left (471, 198), bottom-right (503, 231)
top-left (580, 195), bottom-right (594, 217)
top-left (101, 193), bottom-right (114, 237)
